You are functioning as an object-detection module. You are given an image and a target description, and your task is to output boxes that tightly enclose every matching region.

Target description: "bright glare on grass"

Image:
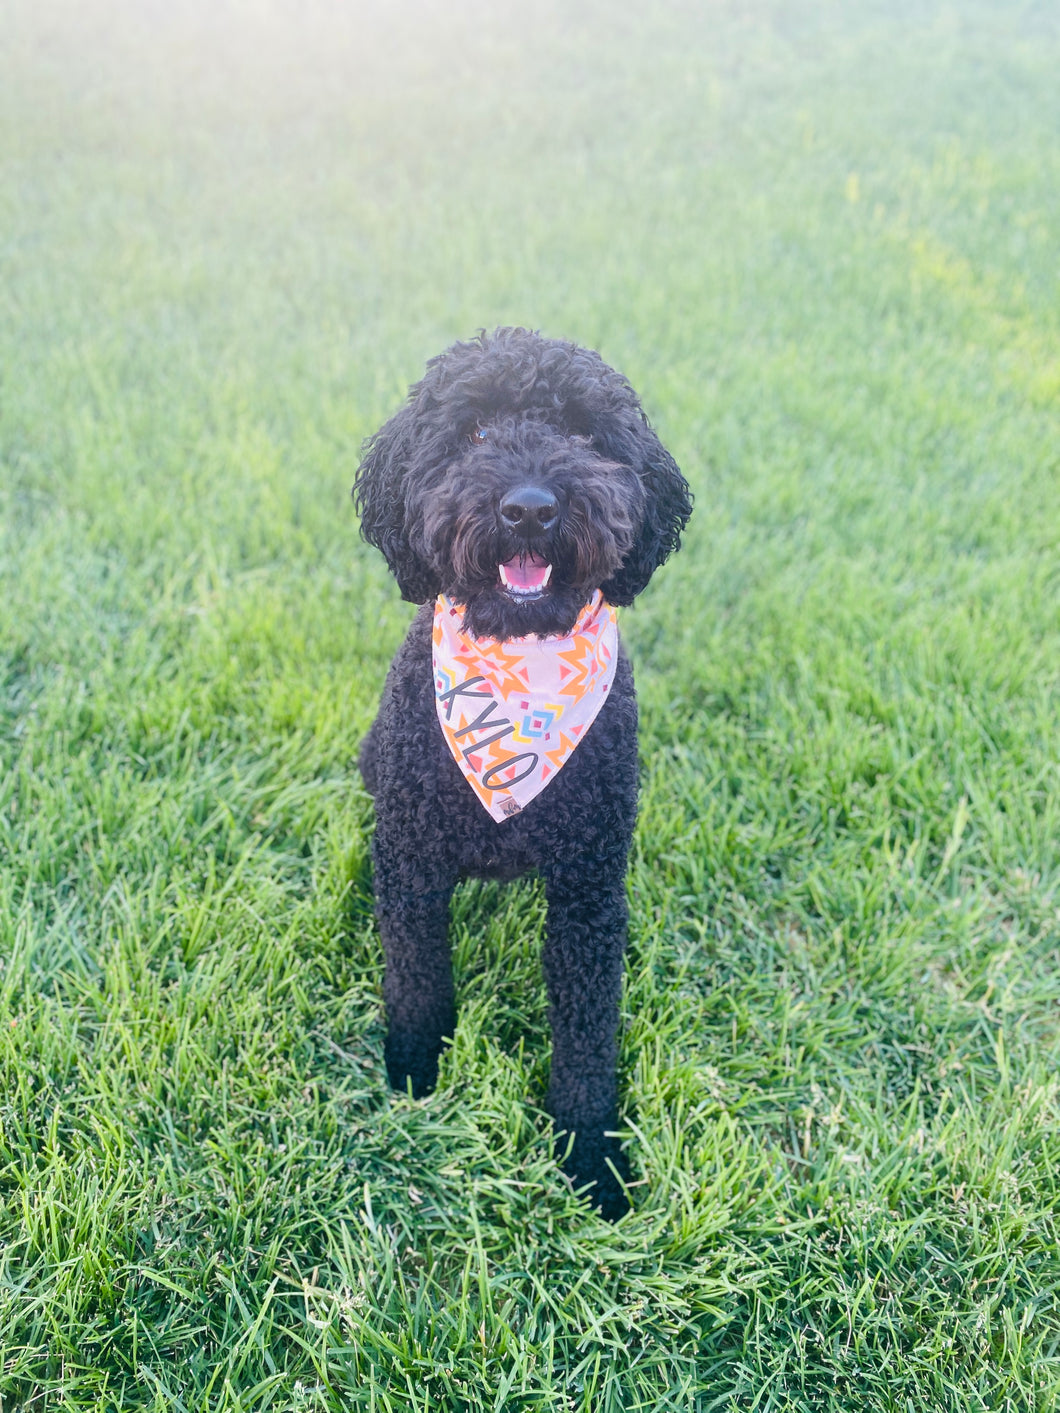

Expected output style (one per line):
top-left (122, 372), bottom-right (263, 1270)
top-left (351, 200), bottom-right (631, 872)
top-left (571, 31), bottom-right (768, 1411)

top-left (1, 0), bottom-right (1058, 1408)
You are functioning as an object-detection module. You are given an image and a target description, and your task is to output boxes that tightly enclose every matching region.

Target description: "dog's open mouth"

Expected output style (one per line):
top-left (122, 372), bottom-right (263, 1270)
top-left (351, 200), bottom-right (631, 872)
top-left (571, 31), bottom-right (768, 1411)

top-left (499, 553), bottom-right (552, 600)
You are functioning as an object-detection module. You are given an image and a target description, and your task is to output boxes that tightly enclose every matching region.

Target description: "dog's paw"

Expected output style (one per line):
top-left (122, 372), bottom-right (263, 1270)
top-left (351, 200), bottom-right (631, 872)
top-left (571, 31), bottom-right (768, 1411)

top-left (558, 1131), bottom-right (632, 1221)
top-left (586, 1163), bottom-right (631, 1222)
top-left (384, 1034), bottom-right (443, 1099)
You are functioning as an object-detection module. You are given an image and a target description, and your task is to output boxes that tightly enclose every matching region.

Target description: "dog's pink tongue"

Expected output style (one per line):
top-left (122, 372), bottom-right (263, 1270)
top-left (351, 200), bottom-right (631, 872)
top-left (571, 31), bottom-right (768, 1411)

top-left (500, 553), bottom-right (550, 590)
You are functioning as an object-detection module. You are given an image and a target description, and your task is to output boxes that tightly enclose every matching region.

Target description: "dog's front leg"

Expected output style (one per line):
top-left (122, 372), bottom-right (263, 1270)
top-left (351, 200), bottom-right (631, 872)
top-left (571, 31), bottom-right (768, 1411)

top-left (372, 826), bottom-right (457, 1099)
top-left (542, 859), bottom-right (631, 1219)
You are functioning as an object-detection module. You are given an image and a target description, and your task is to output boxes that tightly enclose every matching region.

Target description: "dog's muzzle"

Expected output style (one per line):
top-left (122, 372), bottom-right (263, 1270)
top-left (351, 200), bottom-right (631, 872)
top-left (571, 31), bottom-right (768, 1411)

top-left (497, 486), bottom-right (559, 600)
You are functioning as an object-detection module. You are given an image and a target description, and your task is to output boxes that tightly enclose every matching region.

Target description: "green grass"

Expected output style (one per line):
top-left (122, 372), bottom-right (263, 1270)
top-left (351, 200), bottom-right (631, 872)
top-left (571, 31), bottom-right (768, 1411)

top-left (2, 0), bottom-right (1059, 1407)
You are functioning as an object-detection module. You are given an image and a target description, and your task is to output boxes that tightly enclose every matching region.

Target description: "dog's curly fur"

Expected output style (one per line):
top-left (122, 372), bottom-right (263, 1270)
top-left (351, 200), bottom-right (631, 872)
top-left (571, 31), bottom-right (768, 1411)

top-left (353, 327), bottom-right (691, 1218)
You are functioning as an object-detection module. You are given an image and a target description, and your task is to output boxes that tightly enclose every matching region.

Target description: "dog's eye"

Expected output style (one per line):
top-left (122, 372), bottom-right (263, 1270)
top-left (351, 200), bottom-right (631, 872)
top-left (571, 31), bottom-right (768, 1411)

top-left (470, 426), bottom-right (488, 445)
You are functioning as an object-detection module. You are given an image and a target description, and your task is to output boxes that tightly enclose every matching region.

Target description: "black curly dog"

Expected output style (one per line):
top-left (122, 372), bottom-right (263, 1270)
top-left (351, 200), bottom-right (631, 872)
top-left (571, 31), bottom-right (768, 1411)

top-left (353, 328), bottom-right (691, 1218)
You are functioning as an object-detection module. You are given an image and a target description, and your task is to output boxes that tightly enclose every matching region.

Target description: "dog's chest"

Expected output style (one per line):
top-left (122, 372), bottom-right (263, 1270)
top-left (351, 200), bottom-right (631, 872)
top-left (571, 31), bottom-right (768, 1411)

top-left (372, 604), bottom-right (639, 870)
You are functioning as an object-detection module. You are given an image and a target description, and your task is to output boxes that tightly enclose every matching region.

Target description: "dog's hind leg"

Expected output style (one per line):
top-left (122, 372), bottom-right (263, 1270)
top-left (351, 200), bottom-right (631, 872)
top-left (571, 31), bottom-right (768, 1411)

top-left (542, 857), bottom-right (632, 1219)
top-left (372, 825), bottom-right (457, 1099)
top-left (357, 719), bottom-right (381, 796)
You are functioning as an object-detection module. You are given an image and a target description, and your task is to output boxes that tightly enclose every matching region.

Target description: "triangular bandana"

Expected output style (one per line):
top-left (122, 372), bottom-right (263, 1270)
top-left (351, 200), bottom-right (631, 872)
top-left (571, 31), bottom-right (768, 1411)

top-left (432, 590), bottom-right (619, 822)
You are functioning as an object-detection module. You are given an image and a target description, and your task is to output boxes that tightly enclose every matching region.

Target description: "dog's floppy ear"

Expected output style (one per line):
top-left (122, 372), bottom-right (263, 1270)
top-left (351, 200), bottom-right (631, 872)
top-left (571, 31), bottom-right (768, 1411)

top-left (597, 417), bottom-right (693, 607)
top-left (352, 401), bottom-right (441, 605)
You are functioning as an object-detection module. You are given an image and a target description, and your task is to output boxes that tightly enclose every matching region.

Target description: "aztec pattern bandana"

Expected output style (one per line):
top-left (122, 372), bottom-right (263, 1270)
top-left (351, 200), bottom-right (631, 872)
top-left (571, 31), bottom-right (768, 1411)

top-left (432, 590), bottom-right (619, 822)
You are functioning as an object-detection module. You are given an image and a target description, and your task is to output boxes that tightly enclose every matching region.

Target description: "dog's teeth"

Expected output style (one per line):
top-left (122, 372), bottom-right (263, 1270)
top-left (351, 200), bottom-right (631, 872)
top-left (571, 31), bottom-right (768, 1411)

top-left (498, 559), bottom-right (553, 597)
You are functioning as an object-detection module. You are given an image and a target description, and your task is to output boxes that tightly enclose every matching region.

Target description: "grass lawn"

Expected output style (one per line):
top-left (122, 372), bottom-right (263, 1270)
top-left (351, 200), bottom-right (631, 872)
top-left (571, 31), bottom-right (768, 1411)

top-left (2, 0), bottom-right (1059, 1407)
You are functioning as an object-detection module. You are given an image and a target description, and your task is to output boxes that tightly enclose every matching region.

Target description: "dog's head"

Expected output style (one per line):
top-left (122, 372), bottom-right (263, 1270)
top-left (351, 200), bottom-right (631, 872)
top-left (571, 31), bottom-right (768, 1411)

top-left (353, 327), bottom-right (692, 639)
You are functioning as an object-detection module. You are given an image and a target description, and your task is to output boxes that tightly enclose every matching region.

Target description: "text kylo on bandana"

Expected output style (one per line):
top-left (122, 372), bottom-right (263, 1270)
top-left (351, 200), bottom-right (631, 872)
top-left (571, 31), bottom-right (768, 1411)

top-left (432, 590), bottom-right (619, 821)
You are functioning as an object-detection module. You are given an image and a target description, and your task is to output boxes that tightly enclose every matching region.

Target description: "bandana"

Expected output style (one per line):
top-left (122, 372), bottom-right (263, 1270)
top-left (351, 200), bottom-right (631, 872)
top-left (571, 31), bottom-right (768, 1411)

top-left (432, 590), bottom-right (619, 822)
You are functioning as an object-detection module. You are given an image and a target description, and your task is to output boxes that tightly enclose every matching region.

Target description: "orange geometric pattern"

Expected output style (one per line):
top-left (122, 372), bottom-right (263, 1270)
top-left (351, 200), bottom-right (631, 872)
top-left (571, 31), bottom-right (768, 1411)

top-left (433, 591), bottom-right (619, 821)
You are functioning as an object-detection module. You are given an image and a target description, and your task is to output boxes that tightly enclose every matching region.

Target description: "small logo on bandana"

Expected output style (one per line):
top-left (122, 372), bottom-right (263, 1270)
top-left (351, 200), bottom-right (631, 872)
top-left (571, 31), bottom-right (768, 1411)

top-left (432, 591), bottom-right (619, 822)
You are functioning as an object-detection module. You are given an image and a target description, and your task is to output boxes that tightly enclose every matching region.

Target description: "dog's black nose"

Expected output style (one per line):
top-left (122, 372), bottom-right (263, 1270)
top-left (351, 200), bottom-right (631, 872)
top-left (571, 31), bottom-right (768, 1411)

top-left (499, 486), bottom-right (559, 535)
